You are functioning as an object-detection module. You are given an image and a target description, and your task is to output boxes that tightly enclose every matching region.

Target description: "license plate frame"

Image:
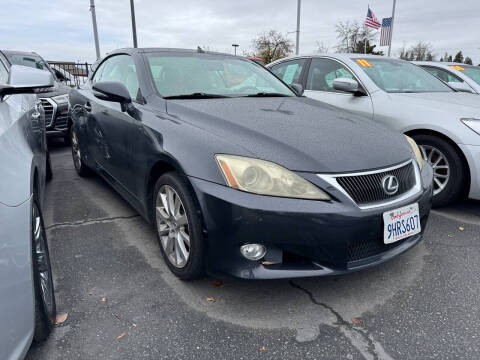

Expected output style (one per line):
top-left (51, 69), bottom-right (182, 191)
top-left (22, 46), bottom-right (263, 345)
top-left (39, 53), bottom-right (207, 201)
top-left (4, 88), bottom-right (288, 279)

top-left (383, 203), bottom-right (421, 244)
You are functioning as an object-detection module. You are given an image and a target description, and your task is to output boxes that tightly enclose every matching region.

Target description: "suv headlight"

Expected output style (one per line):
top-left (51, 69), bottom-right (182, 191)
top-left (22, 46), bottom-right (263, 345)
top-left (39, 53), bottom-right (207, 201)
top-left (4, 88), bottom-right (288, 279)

top-left (405, 136), bottom-right (423, 171)
top-left (215, 154), bottom-right (330, 200)
top-left (461, 118), bottom-right (480, 135)
top-left (52, 94), bottom-right (69, 105)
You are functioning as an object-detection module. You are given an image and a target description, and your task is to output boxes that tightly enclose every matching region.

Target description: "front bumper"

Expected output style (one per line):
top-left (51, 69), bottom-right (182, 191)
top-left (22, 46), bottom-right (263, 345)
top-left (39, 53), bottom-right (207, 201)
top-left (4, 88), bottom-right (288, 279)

top-left (189, 163), bottom-right (433, 279)
top-left (458, 143), bottom-right (480, 200)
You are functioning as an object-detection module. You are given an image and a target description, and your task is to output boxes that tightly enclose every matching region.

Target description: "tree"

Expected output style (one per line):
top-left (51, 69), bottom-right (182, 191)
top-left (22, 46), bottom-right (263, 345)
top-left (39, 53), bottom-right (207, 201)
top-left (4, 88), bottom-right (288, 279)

top-left (447, 54), bottom-right (453, 62)
top-left (464, 56), bottom-right (473, 65)
top-left (335, 21), bottom-right (376, 53)
top-left (251, 30), bottom-right (293, 64)
top-left (453, 51), bottom-right (464, 63)
top-left (315, 41), bottom-right (330, 54)
top-left (355, 39), bottom-right (384, 55)
top-left (399, 41), bottom-right (434, 61)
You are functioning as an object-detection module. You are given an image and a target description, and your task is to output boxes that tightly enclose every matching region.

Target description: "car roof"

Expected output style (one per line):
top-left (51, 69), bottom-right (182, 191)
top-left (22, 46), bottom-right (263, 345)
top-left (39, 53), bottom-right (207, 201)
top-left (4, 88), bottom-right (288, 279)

top-left (413, 61), bottom-right (470, 67)
top-left (0, 50), bottom-right (41, 57)
top-left (109, 47), bottom-right (239, 59)
top-left (267, 53), bottom-right (400, 66)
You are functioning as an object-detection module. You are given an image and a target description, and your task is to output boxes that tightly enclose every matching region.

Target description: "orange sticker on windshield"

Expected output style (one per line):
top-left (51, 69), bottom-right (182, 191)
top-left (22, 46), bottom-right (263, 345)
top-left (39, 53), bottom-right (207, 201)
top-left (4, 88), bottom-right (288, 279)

top-left (356, 59), bottom-right (372, 68)
top-left (450, 65), bottom-right (465, 71)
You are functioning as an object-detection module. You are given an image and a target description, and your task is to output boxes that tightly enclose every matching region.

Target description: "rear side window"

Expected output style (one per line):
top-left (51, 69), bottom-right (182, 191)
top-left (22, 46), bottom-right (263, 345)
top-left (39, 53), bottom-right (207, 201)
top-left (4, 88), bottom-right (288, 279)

top-left (306, 58), bottom-right (355, 92)
top-left (0, 61), bottom-right (8, 84)
top-left (270, 59), bottom-right (306, 85)
top-left (422, 66), bottom-right (463, 83)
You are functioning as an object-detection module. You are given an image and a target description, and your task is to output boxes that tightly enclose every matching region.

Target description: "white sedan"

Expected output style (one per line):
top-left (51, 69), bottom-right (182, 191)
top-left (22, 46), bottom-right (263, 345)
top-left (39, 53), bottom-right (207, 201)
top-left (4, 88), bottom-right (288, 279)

top-left (0, 64), bottom-right (56, 359)
top-left (268, 54), bottom-right (480, 206)
top-left (415, 61), bottom-right (480, 94)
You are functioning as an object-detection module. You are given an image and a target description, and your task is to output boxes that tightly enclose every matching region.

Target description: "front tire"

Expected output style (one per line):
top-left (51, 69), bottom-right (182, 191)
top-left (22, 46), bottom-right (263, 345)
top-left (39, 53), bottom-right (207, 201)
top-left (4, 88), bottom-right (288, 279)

top-left (32, 198), bottom-right (56, 342)
top-left (412, 134), bottom-right (466, 207)
top-left (71, 128), bottom-right (92, 177)
top-left (153, 172), bottom-right (204, 280)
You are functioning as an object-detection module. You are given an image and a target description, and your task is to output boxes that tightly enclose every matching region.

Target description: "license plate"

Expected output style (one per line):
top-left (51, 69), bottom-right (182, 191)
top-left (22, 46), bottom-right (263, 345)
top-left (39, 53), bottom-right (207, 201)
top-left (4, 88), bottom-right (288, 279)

top-left (383, 203), bottom-right (421, 244)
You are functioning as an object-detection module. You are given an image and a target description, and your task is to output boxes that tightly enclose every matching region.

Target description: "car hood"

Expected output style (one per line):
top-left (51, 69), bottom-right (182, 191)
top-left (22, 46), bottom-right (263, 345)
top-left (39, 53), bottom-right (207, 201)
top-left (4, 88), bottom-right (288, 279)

top-left (35, 80), bottom-right (70, 97)
top-left (390, 92), bottom-right (480, 116)
top-left (166, 97), bottom-right (412, 173)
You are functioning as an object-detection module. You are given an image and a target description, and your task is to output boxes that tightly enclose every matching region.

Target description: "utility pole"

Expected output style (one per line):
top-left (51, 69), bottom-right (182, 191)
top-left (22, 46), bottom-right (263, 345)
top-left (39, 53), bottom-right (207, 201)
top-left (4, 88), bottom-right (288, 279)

top-left (89, 0), bottom-right (101, 59)
top-left (130, 0), bottom-right (138, 48)
top-left (295, 0), bottom-right (301, 55)
top-left (232, 44), bottom-right (239, 55)
top-left (388, 0), bottom-right (397, 57)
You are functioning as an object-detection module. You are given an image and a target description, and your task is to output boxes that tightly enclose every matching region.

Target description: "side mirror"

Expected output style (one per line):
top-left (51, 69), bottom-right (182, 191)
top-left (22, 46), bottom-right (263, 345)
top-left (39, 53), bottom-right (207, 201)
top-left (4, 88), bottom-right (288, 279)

top-left (92, 81), bottom-right (132, 111)
top-left (0, 65), bottom-right (54, 98)
top-left (54, 69), bottom-right (68, 82)
top-left (448, 81), bottom-right (475, 93)
top-left (291, 83), bottom-right (304, 96)
top-left (333, 78), bottom-right (366, 96)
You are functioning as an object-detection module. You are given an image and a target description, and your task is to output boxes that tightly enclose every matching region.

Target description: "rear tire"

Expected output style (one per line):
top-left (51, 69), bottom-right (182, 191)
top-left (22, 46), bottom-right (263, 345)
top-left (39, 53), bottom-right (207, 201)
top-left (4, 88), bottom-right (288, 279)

top-left (152, 172), bottom-right (204, 280)
top-left (412, 134), bottom-right (466, 207)
top-left (71, 128), bottom-right (92, 177)
top-left (32, 197), bottom-right (56, 342)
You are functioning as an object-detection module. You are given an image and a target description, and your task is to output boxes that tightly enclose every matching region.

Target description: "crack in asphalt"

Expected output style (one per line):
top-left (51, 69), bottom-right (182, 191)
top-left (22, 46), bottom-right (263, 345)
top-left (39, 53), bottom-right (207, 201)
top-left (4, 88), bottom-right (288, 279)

top-left (46, 214), bottom-right (140, 230)
top-left (289, 280), bottom-right (392, 360)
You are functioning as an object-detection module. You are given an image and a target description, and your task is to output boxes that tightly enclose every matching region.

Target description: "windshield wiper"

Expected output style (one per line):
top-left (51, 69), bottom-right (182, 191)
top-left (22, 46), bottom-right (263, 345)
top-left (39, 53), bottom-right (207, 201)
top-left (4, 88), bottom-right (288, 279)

top-left (163, 92), bottom-right (230, 99)
top-left (244, 92), bottom-right (292, 97)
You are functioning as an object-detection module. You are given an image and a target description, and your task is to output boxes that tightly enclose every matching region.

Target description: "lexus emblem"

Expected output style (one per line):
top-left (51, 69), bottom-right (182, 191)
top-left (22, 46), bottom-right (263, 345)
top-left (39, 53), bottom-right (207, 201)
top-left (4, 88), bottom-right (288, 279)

top-left (381, 175), bottom-right (399, 195)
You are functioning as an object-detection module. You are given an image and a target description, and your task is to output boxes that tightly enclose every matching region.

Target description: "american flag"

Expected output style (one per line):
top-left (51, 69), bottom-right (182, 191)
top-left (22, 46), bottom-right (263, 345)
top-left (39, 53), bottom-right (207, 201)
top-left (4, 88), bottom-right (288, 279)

top-left (380, 17), bottom-right (393, 46)
top-left (365, 7), bottom-right (381, 29)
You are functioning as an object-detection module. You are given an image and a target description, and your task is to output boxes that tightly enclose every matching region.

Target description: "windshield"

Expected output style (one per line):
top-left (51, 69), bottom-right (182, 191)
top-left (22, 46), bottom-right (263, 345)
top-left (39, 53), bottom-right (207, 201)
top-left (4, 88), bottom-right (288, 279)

top-left (353, 58), bottom-right (453, 93)
top-left (7, 53), bottom-right (54, 74)
top-left (146, 53), bottom-right (295, 98)
top-left (454, 65), bottom-right (480, 86)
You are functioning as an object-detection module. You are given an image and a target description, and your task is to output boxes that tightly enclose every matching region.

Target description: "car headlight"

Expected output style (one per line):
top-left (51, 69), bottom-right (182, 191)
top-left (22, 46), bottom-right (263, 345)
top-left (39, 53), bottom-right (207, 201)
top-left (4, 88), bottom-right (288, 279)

top-left (461, 118), bottom-right (480, 135)
top-left (215, 154), bottom-right (331, 200)
top-left (52, 94), bottom-right (69, 105)
top-left (405, 136), bottom-right (423, 171)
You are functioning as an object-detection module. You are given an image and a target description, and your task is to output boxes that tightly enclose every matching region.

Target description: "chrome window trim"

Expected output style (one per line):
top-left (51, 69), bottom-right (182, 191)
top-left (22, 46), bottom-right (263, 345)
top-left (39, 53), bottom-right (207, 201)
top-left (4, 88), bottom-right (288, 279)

top-left (317, 159), bottom-right (422, 210)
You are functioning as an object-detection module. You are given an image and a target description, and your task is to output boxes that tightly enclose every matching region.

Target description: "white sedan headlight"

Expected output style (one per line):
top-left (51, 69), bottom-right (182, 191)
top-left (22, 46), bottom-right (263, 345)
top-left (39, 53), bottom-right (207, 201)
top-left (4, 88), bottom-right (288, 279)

top-left (461, 118), bottom-right (480, 135)
top-left (215, 154), bottom-right (330, 200)
top-left (405, 136), bottom-right (423, 171)
top-left (52, 94), bottom-right (69, 105)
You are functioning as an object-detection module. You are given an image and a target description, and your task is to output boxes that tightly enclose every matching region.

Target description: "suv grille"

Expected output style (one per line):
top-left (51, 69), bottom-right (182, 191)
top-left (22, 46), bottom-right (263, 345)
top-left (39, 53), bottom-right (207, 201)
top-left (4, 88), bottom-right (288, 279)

top-left (55, 110), bottom-right (69, 129)
top-left (336, 162), bottom-right (415, 205)
top-left (40, 99), bottom-right (54, 127)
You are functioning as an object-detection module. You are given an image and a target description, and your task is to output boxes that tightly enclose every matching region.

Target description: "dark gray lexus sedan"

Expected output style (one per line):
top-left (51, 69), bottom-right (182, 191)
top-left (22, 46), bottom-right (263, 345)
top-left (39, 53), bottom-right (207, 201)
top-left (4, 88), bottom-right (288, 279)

top-left (69, 48), bottom-right (433, 280)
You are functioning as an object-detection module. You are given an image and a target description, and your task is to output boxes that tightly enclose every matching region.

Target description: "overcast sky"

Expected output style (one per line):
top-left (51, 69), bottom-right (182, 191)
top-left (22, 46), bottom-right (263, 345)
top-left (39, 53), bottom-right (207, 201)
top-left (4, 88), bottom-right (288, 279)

top-left (1, 0), bottom-right (478, 64)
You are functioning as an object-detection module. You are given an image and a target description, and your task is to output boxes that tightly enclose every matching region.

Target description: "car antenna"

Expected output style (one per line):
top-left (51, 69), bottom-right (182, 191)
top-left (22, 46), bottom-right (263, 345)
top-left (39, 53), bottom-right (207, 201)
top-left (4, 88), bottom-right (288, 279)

top-left (197, 46), bottom-right (205, 53)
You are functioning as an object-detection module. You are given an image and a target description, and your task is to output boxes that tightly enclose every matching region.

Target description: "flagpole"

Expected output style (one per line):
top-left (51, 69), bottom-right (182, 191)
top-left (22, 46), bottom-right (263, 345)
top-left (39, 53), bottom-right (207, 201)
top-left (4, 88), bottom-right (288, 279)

top-left (388, 0), bottom-right (397, 56)
top-left (364, 25), bottom-right (367, 54)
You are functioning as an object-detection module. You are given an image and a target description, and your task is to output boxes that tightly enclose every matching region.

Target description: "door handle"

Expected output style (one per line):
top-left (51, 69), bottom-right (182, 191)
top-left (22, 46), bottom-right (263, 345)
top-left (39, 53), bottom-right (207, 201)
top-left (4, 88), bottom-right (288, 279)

top-left (84, 102), bottom-right (92, 112)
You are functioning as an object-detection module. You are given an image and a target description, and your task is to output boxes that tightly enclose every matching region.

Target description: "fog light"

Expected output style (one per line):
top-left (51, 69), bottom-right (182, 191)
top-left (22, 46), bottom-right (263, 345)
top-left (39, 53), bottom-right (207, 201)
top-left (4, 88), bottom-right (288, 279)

top-left (240, 244), bottom-right (266, 261)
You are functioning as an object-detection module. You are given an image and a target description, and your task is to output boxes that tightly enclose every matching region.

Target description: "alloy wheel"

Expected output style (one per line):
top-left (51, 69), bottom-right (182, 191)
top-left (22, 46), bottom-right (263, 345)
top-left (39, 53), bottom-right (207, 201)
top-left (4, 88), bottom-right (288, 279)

top-left (32, 202), bottom-right (55, 317)
top-left (155, 185), bottom-right (190, 268)
top-left (419, 144), bottom-right (450, 196)
top-left (71, 130), bottom-right (82, 171)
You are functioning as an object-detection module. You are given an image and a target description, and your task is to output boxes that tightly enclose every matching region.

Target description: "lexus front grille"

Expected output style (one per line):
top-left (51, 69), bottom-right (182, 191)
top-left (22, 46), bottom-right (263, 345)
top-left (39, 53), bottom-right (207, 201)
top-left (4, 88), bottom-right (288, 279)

top-left (318, 160), bottom-right (421, 209)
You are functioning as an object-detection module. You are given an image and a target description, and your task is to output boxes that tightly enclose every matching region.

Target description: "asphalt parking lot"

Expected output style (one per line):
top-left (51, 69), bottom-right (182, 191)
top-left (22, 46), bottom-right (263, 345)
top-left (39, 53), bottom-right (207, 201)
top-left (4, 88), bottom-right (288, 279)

top-left (27, 142), bottom-right (480, 360)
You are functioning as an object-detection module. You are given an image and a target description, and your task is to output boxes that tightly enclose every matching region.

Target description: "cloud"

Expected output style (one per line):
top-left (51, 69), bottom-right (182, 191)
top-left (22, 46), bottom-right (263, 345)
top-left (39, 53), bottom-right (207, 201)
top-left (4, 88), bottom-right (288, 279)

top-left (0, 0), bottom-right (478, 64)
